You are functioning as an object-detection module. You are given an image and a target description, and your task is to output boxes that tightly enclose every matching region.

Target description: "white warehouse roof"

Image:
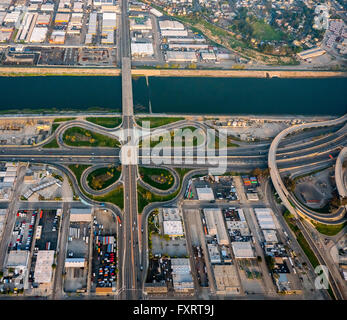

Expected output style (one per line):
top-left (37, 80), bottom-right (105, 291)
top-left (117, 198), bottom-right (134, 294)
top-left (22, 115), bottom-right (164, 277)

top-left (231, 241), bottom-right (255, 258)
top-left (203, 208), bottom-right (229, 245)
top-left (6, 251), bottom-right (30, 268)
top-left (159, 20), bottom-right (185, 30)
top-left (30, 27), bottom-right (48, 42)
top-left (65, 258), bottom-right (85, 268)
top-left (103, 12), bottom-right (117, 20)
top-left (263, 229), bottom-right (278, 243)
top-left (150, 8), bottom-right (163, 17)
top-left (161, 29), bottom-right (188, 37)
top-left (34, 250), bottom-right (55, 283)
top-left (162, 207), bottom-right (181, 221)
top-left (196, 186), bottom-right (214, 201)
top-left (254, 208), bottom-right (276, 230)
top-left (207, 243), bottom-right (221, 264)
top-left (131, 42), bottom-right (154, 56)
top-left (171, 258), bottom-right (194, 291)
top-left (163, 220), bottom-right (183, 237)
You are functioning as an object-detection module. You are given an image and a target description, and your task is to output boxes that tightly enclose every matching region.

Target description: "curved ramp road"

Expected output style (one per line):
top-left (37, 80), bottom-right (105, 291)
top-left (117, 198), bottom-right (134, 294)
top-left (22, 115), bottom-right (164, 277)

top-left (268, 114), bottom-right (347, 224)
top-left (335, 147), bottom-right (347, 199)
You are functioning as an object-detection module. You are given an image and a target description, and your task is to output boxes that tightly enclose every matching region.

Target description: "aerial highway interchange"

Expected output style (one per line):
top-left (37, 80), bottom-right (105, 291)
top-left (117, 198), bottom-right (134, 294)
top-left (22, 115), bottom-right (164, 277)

top-left (0, 0), bottom-right (346, 302)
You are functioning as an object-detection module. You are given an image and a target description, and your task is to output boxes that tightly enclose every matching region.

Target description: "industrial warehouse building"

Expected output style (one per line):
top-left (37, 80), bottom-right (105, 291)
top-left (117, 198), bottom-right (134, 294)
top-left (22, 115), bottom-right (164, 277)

top-left (163, 221), bottom-right (184, 237)
top-left (196, 186), bottom-right (214, 200)
top-left (30, 27), bottom-right (48, 43)
top-left (101, 12), bottom-right (116, 44)
top-left (0, 209), bottom-right (6, 238)
top-left (207, 243), bottom-right (221, 264)
top-left (149, 8), bottom-right (163, 17)
top-left (65, 258), bottom-right (86, 268)
top-left (161, 30), bottom-right (188, 37)
top-left (162, 207), bottom-right (184, 238)
top-left (246, 192), bottom-right (259, 201)
top-left (70, 208), bottom-right (92, 222)
top-left (6, 250), bottom-right (30, 290)
top-left (263, 229), bottom-right (278, 244)
top-left (131, 42), bottom-right (154, 57)
top-left (254, 208), bottom-right (276, 230)
top-left (93, 0), bottom-right (114, 5)
top-left (201, 52), bottom-right (216, 61)
top-left (166, 51), bottom-right (197, 62)
top-left (34, 250), bottom-right (55, 283)
top-left (159, 20), bottom-right (185, 31)
top-left (171, 258), bottom-right (194, 293)
top-left (297, 47), bottom-right (326, 60)
top-left (167, 37), bottom-right (206, 43)
top-left (213, 264), bottom-right (240, 295)
top-left (144, 282), bottom-right (168, 294)
top-left (168, 43), bottom-right (209, 50)
top-left (85, 12), bottom-right (97, 44)
top-left (203, 208), bottom-right (229, 245)
top-left (162, 207), bottom-right (181, 220)
top-left (55, 13), bottom-right (70, 24)
top-left (6, 250), bottom-right (30, 270)
top-left (231, 241), bottom-right (255, 259)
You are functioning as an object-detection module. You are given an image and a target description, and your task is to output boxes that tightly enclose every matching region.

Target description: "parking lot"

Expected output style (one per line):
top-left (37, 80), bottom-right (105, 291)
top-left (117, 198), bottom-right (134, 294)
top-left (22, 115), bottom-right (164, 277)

top-left (35, 209), bottom-right (60, 251)
top-left (9, 210), bottom-right (38, 252)
top-left (91, 213), bottom-right (117, 293)
top-left (151, 235), bottom-right (187, 258)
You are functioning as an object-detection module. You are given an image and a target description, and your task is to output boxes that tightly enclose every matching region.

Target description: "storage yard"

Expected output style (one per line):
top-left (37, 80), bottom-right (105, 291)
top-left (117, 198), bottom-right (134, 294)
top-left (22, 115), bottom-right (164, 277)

top-left (0, 207), bottom-right (62, 295)
top-left (91, 208), bottom-right (118, 295)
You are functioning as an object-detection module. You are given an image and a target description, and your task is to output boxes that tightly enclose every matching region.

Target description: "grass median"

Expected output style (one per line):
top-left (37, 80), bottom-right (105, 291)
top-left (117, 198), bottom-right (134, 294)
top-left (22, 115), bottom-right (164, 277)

top-left (87, 165), bottom-right (121, 190)
top-left (137, 168), bottom-right (192, 213)
top-left (136, 117), bottom-right (184, 128)
top-left (68, 164), bottom-right (123, 209)
top-left (312, 221), bottom-right (346, 236)
top-left (42, 138), bottom-right (59, 148)
top-left (283, 211), bottom-right (319, 268)
top-left (53, 117), bottom-right (76, 123)
top-left (139, 126), bottom-right (204, 148)
top-left (86, 117), bottom-right (122, 128)
top-left (139, 167), bottom-right (175, 191)
top-left (63, 127), bottom-right (120, 147)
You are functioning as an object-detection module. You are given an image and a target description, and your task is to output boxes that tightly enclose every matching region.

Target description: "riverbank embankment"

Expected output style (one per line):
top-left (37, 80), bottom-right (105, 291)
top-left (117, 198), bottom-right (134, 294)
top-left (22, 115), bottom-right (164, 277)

top-left (0, 67), bottom-right (346, 78)
top-left (131, 69), bottom-right (347, 78)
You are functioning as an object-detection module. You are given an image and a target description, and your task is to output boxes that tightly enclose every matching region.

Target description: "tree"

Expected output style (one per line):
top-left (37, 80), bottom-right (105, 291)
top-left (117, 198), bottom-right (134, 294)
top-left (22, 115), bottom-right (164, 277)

top-left (163, 234), bottom-right (170, 241)
top-left (251, 168), bottom-right (270, 178)
top-left (251, 168), bottom-right (263, 177)
top-left (283, 176), bottom-right (296, 192)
